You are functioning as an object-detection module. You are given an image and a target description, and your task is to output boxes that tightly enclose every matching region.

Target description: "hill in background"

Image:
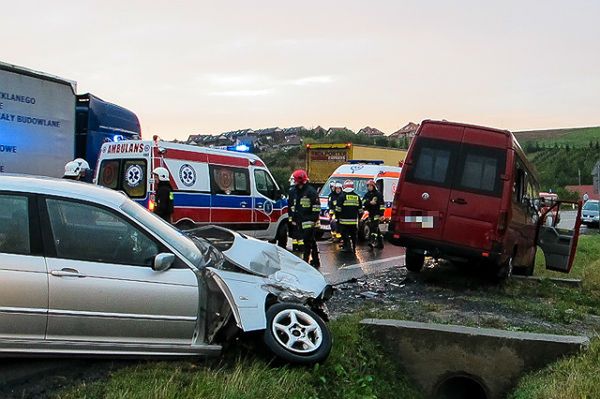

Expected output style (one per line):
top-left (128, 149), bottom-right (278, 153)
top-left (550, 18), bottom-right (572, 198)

top-left (515, 126), bottom-right (600, 147)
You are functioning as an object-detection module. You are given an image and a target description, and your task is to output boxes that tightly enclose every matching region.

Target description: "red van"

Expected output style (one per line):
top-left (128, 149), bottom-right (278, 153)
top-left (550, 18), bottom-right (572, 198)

top-left (388, 120), bottom-right (582, 278)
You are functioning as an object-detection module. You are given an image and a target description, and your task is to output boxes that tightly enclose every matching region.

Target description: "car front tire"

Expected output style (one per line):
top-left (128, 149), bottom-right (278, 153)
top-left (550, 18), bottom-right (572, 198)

top-left (263, 303), bottom-right (332, 365)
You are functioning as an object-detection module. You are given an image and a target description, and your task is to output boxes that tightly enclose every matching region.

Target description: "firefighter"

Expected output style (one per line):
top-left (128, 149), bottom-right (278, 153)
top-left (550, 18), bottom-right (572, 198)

top-left (153, 167), bottom-right (174, 222)
top-left (328, 182), bottom-right (343, 242)
top-left (291, 169), bottom-right (320, 267)
top-left (63, 158), bottom-right (90, 181)
top-left (363, 179), bottom-right (385, 249)
top-left (73, 158), bottom-right (91, 181)
top-left (336, 180), bottom-right (362, 253)
top-left (63, 161), bottom-right (82, 180)
top-left (288, 173), bottom-right (303, 252)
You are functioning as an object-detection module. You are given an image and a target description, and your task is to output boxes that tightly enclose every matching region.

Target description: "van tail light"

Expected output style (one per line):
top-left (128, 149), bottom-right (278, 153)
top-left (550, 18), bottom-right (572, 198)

top-left (497, 211), bottom-right (508, 233)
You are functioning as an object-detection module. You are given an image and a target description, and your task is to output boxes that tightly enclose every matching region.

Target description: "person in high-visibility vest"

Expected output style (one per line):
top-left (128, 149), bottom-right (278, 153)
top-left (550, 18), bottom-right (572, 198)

top-left (290, 169), bottom-right (321, 267)
top-left (362, 179), bottom-right (385, 249)
top-left (328, 181), bottom-right (343, 242)
top-left (336, 180), bottom-right (363, 253)
top-left (288, 173), bottom-right (304, 252)
top-left (153, 167), bottom-right (174, 222)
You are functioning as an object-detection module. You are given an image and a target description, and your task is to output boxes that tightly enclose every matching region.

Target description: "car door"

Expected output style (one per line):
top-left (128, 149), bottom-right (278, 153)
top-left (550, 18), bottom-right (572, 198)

top-left (536, 200), bottom-right (583, 273)
top-left (209, 165), bottom-right (254, 231)
top-left (252, 168), bottom-right (280, 238)
top-left (41, 197), bottom-right (199, 345)
top-left (442, 141), bottom-right (508, 250)
top-left (401, 133), bottom-right (462, 240)
top-left (0, 193), bottom-right (48, 340)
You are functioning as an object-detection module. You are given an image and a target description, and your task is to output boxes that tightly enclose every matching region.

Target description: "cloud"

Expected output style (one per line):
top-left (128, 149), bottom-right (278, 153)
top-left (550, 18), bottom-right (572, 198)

top-left (209, 88), bottom-right (275, 97)
top-left (290, 75), bottom-right (335, 86)
top-left (204, 74), bottom-right (268, 87)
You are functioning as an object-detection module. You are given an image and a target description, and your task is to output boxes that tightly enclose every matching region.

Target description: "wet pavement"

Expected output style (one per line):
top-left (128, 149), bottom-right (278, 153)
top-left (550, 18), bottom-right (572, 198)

top-left (314, 239), bottom-right (406, 285)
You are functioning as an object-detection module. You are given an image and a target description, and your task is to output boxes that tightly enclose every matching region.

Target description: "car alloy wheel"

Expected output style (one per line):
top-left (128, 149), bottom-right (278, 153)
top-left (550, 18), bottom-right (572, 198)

top-left (271, 308), bottom-right (323, 354)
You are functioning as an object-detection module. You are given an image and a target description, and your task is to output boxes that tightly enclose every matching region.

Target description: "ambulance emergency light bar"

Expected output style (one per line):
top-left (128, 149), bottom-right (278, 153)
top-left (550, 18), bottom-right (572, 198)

top-left (347, 160), bottom-right (384, 165)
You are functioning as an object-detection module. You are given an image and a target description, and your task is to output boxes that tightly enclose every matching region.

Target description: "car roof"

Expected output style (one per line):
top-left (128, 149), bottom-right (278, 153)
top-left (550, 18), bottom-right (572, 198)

top-left (0, 174), bottom-right (127, 208)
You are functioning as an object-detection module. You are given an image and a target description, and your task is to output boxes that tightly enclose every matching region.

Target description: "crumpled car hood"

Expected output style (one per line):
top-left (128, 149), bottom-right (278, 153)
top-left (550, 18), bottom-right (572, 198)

top-left (221, 232), bottom-right (327, 297)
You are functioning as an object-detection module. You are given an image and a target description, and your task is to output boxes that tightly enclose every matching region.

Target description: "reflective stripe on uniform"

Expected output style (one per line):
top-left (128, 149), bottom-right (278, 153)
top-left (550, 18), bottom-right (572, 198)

top-left (300, 197), bottom-right (311, 207)
top-left (302, 221), bottom-right (316, 229)
top-left (339, 219), bottom-right (358, 225)
top-left (169, 192), bottom-right (174, 200)
top-left (312, 205), bottom-right (321, 212)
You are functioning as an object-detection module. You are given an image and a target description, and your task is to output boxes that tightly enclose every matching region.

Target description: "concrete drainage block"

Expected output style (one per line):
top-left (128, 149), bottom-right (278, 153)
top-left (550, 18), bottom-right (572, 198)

top-left (361, 319), bottom-right (589, 399)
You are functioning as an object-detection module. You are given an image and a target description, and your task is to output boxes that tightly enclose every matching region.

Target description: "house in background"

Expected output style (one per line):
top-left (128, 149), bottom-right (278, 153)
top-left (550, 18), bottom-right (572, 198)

top-left (390, 122), bottom-right (420, 140)
top-left (358, 126), bottom-right (386, 137)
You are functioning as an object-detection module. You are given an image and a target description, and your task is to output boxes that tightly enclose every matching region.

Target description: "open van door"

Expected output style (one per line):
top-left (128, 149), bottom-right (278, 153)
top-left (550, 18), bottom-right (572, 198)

top-left (536, 201), bottom-right (582, 273)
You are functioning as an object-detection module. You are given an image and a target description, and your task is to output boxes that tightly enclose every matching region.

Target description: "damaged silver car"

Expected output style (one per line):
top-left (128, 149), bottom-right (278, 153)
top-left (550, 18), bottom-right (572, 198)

top-left (0, 175), bottom-right (333, 364)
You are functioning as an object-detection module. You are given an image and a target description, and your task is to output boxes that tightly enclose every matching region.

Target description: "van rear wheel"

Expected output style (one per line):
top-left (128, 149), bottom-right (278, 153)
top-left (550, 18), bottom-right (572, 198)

top-left (405, 249), bottom-right (425, 272)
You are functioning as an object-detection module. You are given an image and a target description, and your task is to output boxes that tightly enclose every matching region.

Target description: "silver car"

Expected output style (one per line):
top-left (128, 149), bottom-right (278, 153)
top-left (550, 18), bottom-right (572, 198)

top-left (0, 175), bottom-right (332, 364)
top-left (582, 200), bottom-right (599, 227)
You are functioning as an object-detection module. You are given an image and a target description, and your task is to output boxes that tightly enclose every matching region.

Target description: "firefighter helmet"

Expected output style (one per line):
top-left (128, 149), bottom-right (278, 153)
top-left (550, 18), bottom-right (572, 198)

top-left (292, 169), bottom-right (309, 185)
top-left (63, 161), bottom-right (81, 177)
top-left (153, 167), bottom-right (170, 182)
top-left (343, 180), bottom-right (354, 193)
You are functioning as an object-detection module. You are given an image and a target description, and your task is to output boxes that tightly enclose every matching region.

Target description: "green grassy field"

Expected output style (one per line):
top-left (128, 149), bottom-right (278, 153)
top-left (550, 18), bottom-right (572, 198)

top-left (509, 234), bottom-right (600, 398)
top-left (515, 126), bottom-right (600, 148)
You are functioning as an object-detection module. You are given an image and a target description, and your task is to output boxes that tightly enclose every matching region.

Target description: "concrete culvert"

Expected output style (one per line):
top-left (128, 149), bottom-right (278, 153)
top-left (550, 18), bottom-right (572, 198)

top-left (435, 374), bottom-right (488, 399)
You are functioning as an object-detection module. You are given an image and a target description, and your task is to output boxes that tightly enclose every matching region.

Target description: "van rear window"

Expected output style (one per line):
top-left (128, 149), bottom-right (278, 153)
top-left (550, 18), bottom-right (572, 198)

top-left (406, 138), bottom-right (459, 188)
top-left (455, 145), bottom-right (506, 197)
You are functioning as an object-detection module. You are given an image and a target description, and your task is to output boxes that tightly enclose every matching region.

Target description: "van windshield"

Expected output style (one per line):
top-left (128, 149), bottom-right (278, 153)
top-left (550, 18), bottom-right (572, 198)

top-left (321, 177), bottom-right (370, 197)
top-left (584, 201), bottom-right (599, 211)
top-left (98, 159), bottom-right (148, 198)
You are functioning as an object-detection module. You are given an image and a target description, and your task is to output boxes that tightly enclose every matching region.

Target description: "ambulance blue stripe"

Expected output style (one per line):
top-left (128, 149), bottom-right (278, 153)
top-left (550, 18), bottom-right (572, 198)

top-left (171, 192), bottom-right (288, 210)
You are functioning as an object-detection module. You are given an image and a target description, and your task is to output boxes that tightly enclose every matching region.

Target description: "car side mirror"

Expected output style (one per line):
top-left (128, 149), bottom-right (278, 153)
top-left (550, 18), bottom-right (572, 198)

top-left (153, 253), bottom-right (175, 272)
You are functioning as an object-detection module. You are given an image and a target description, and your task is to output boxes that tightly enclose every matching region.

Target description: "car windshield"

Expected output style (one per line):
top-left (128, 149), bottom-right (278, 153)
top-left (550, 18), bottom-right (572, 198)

top-left (320, 177), bottom-right (370, 197)
top-left (584, 201), bottom-right (599, 212)
top-left (121, 200), bottom-right (211, 268)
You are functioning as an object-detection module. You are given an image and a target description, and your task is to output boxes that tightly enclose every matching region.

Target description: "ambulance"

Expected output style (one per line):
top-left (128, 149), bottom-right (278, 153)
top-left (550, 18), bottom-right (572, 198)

top-left (317, 161), bottom-right (402, 239)
top-left (94, 138), bottom-right (289, 245)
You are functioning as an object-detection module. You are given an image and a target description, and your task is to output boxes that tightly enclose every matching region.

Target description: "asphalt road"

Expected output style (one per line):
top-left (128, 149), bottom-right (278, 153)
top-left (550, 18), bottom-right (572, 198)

top-left (0, 238), bottom-right (406, 397)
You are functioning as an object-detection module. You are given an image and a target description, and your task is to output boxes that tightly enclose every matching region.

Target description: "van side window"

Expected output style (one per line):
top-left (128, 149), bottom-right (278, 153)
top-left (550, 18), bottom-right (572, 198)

top-left (407, 138), bottom-right (459, 187)
top-left (455, 145), bottom-right (506, 197)
top-left (254, 169), bottom-right (278, 200)
top-left (513, 165), bottom-right (526, 204)
top-left (211, 166), bottom-right (250, 196)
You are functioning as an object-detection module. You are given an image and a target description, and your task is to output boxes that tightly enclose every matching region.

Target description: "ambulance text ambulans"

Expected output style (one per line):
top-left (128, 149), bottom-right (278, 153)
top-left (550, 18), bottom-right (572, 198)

top-left (95, 139), bottom-right (288, 245)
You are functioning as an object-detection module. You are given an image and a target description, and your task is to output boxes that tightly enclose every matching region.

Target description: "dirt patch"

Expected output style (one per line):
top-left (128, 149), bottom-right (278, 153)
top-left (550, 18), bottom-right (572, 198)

top-left (328, 260), bottom-right (600, 336)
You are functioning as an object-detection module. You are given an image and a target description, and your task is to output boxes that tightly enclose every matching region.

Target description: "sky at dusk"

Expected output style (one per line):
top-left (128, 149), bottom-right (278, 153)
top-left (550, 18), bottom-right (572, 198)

top-left (2, 0), bottom-right (599, 139)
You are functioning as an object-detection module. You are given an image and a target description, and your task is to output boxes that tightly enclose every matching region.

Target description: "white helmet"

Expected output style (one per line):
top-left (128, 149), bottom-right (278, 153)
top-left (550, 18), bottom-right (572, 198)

top-left (64, 161), bottom-right (81, 177)
top-left (289, 173), bottom-right (296, 186)
top-left (153, 167), bottom-right (170, 182)
top-left (74, 158), bottom-right (90, 172)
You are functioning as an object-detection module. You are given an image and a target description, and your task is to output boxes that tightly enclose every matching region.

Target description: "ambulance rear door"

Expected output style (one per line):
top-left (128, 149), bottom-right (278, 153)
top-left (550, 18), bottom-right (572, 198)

top-left (96, 141), bottom-right (152, 206)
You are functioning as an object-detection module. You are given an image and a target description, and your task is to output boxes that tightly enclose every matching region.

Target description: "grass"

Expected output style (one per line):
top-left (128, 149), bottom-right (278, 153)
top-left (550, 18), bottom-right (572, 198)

top-left (510, 338), bottom-right (600, 399)
top-left (508, 234), bottom-right (600, 398)
top-left (56, 313), bottom-right (423, 399)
